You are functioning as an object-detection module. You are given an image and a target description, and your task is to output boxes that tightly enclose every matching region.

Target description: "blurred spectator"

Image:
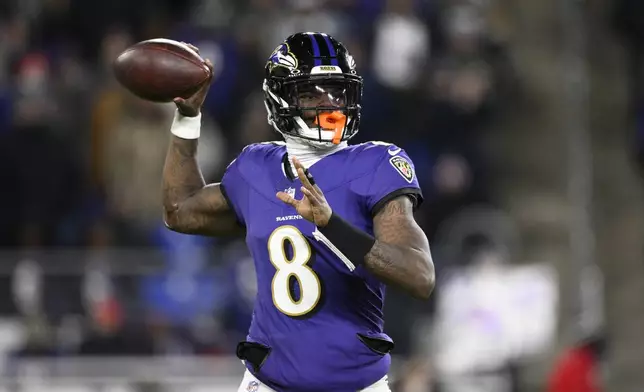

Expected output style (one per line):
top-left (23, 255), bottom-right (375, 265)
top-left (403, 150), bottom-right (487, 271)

top-left (391, 358), bottom-right (434, 392)
top-left (421, 154), bottom-right (484, 243)
top-left (233, 92), bottom-right (275, 151)
top-left (428, 232), bottom-right (557, 392)
top-left (424, 3), bottom-right (497, 155)
top-left (96, 97), bottom-right (174, 244)
top-left (78, 257), bottom-right (155, 356)
top-left (371, 0), bottom-right (430, 91)
top-left (360, 0), bottom-right (430, 144)
top-left (77, 306), bottom-right (155, 357)
top-left (613, 0), bottom-right (644, 109)
top-left (189, 0), bottom-right (236, 30)
top-left (613, 0), bottom-right (644, 176)
top-left (0, 53), bottom-right (83, 248)
top-left (267, 0), bottom-right (349, 57)
top-left (546, 335), bottom-right (606, 392)
top-left (91, 90), bottom-right (225, 245)
top-left (6, 316), bottom-right (56, 361)
top-left (416, 3), bottom-right (516, 242)
top-left (12, 258), bottom-right (43, 318)
top-left (233, 0), bottom-right (281, 57)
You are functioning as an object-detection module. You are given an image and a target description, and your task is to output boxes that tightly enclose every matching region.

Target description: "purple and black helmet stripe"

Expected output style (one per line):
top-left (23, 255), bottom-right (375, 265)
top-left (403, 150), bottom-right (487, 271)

top-left (307, 33), bottom-right (322, 66)
top-left (321, 34), bottom-right (339, 66)
top-left (308, 33), bottom-right (339, 66)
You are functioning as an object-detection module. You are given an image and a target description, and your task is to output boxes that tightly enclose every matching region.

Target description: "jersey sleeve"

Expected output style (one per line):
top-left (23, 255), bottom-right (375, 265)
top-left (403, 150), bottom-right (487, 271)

top-left (353, 146), bottom-right (424, 216)
top-left (220, 152), bottom-right (248, 227)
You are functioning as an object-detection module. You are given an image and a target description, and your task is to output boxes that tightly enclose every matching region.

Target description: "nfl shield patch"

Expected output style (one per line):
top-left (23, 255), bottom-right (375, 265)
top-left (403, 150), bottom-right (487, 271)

top-left (389, 156), bottom-right (415, 183)
top-left (284, 187), bottom-right (296, 198)
top-left (247, 380), bottom-right (259, 392)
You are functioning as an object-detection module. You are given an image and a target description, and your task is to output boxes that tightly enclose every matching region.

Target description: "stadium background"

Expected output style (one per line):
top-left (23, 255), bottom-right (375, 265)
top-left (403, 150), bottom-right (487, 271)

top-left (0, 0), bottom-right (643, 391)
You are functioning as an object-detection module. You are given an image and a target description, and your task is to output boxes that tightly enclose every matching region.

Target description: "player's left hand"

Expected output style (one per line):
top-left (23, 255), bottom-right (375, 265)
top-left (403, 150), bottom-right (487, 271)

top-left (276, 157), bottom-right (332, 227)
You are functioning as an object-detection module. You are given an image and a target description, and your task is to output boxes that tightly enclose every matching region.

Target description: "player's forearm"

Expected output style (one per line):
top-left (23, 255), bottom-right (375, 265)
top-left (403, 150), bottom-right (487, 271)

top-left (162, 136), bottom-right (205, 207)
top-left (317, 197), bottom-right (435, 300)
top-left (317, 216), bottom-right (435, 299)
top-left (364, 243), bottom-right (435, 300)
top-left (162, 112), bottom-right (206, 213)
top-left (161, 112), bottom-right (240, 236)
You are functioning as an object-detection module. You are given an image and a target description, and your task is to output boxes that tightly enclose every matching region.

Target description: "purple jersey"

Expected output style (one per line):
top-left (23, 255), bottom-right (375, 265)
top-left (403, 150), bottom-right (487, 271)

top-left (221, 141), bottom-right (423, 391)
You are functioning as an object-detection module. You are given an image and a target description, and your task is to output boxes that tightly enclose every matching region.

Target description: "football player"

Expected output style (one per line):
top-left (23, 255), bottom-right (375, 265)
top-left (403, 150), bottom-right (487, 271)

top-left (162, 32), bottom-right (435, 392)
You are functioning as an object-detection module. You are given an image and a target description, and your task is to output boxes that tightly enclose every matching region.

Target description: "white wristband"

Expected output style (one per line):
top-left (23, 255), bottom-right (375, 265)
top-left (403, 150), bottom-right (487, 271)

top-left (170, 110), bottom-right (201, 139)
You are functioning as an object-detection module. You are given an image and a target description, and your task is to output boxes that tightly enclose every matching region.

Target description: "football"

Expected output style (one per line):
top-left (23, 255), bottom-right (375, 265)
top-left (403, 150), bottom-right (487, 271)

top-left (113, 38), bottom-right (211, 103)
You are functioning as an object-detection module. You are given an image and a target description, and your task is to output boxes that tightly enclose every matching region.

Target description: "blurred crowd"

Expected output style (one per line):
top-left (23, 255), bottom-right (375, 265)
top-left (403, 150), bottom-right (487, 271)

top-left (0, 0), bottom-right (559, 391)
top-left (614, 0), bottom-right (644, 177)
top-left (0, 0), bottom-right (516, 250)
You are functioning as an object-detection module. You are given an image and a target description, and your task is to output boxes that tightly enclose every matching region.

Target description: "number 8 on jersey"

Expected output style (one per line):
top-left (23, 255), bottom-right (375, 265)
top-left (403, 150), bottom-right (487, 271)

top-left (268, 226), bottom-right (321, 316)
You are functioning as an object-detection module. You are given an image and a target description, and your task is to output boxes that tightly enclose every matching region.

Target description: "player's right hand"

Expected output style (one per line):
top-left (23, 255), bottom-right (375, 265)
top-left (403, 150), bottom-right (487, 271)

top-left (173, 43), bottom-right (214, 117)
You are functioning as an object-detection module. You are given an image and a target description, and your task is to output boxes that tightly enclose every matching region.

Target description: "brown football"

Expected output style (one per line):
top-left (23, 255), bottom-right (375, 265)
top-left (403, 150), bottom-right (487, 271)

top-left (113, 38), bottom-right (211, 103)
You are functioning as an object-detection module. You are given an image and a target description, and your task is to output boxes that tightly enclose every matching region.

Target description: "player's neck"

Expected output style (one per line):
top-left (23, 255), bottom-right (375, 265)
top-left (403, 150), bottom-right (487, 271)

top-left (284, 136), bottom-right (347, 171)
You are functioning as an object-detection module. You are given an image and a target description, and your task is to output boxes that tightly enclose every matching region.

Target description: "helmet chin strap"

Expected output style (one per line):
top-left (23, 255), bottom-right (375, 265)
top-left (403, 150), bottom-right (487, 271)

top-left (284, 134), bottom-right (347, 172)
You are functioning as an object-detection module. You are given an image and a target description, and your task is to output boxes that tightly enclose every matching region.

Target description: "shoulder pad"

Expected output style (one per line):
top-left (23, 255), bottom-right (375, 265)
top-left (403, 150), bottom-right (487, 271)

top-left (230, 141), bottom-right (285, 173)
top-left (241, 141), bottom-right (285, 152)
top-left (352, 141), bottom-right (403, 159)
top-left (256, 141), bottom-right (286, 146)
top-left (366, 141), bottom-right (395, 148)
top-left (334, 142), bottom-right (402, 181)
top-left (240, 141), bottom-right (285, 157)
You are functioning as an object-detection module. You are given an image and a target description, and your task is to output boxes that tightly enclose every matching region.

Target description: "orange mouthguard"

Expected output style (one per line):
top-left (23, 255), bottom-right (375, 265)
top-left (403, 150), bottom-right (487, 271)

top-left (314, 111), bottom-right (347, 144)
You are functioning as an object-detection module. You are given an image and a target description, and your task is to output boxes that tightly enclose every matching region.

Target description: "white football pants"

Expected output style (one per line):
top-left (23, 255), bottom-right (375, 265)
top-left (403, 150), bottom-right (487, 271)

top-left (237, 369), bottom-right (391, 392)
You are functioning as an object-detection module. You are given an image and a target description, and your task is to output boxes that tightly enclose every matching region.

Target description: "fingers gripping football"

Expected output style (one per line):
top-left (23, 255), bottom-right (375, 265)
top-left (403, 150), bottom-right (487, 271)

top-left (276, 157), bottom-right (332, 227)
top-left (174, 43), bottom-right (214, 117)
